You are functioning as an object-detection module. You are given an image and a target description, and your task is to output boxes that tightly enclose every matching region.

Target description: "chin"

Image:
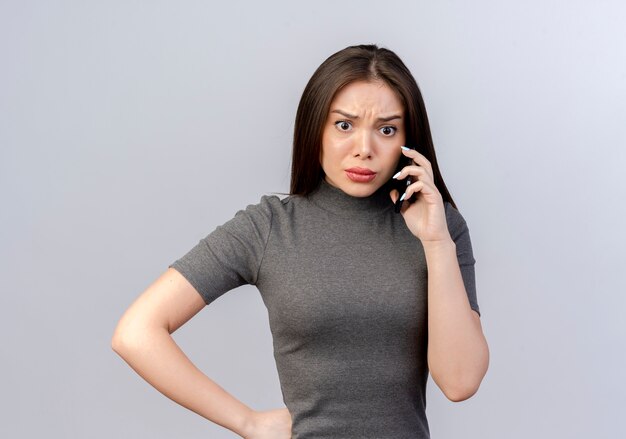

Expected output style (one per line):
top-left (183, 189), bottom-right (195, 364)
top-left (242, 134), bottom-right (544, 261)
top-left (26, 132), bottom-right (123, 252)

top-left (324, 175), bottom-right (384, 197)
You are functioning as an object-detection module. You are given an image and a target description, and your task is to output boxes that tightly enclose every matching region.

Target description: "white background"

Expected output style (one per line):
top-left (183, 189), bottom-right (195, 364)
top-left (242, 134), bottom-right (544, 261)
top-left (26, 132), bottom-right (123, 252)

top-left (1, 1), bottom-right (624, 437)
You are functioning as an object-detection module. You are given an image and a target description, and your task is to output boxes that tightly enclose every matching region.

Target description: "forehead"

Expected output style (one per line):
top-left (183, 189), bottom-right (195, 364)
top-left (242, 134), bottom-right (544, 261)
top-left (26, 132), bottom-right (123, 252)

top-left (330, 80), bottom-right (403, 112)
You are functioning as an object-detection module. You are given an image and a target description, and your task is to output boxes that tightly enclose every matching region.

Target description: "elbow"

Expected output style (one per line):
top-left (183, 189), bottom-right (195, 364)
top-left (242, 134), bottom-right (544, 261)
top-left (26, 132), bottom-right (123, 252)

top-left (444, 342), bottom-right (490, 402)
top-left (111, 322), bottom-right (140, 355)
top-left (111, 311), bottom-right (163, 354)
top-left (111, 327), bottom-right (128, 354)
top-left (431, 368), bottom-right (481, 402)
top-left (111, 329), bottom-right (144, 357)
top-left (437, 363), bottom-right (488, 403)
top-left (442, 363), bottom-right (489, 402)
top-left (443, 380), bottom-right (480, 402)
top-left (111, 320), bottom-right (168, 355)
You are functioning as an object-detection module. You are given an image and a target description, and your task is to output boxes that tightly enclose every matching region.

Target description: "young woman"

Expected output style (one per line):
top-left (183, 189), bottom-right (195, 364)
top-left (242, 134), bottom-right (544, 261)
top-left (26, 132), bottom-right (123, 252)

top-left (112, 44), bottom-right (489, 439)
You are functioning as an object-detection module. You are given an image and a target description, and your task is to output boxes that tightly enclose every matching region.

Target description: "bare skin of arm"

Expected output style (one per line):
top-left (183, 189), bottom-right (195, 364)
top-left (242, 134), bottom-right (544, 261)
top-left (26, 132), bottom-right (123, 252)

top-left (111, 268), bottom-right (292, 438)
top-left (424, 239), bottom-right (490, 402)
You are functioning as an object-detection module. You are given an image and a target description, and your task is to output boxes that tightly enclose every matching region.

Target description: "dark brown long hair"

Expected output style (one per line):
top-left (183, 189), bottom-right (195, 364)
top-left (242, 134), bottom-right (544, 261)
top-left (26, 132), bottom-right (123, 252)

top-left (288, 43), bottom-right (459, 210)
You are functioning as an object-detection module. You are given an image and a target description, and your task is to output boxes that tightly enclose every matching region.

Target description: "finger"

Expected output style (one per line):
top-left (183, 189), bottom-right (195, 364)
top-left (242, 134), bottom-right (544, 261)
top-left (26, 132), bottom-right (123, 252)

top-left (392, 165), bottom-right (434, 186)
top-left (401, 146), bottom-right (430, 166)
top-left (400, 180), bottom-right (427, 201)
top-left (401, 146), bottom-right (434, 178)
top-left (393, 165), bottom-right (432, 185)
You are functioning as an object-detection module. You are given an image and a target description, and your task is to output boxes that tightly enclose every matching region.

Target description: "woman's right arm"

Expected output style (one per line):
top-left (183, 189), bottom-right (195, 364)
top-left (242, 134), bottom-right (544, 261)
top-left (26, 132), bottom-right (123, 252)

top-left (111, 268), bottom-right (290, 438)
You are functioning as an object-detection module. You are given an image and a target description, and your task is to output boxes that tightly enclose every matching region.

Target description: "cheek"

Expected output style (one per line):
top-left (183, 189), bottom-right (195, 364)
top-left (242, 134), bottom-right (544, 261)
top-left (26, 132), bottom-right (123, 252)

top-left (386, 145), bottom-right (402, 160)
top-left (319, 143), bottom-right (333, 170)
top-left (320, 129), bottom-right (333, 161)
top-left (393, 155), bottom-right (402, 171)
top-left (320, 147), bottom-right (337, 168)
top-left (387, 151), bottom-right (403, 171)
top-left (321, 135), bottom-right (342, 157)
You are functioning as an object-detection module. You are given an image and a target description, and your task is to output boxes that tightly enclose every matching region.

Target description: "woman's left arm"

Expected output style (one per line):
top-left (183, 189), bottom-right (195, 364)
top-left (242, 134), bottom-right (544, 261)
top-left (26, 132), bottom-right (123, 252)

top-left (422, 239), bottom-right (489, 402)
top-left (391, 145), bottom-right (489, 402)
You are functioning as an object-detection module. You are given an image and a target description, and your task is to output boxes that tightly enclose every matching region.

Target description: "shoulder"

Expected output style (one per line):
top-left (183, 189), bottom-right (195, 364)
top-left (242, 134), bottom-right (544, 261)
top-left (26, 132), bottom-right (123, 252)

top-left (233, 192), bottom-right (300, 224)
top-left (249, 192), bottom-right (295, 214)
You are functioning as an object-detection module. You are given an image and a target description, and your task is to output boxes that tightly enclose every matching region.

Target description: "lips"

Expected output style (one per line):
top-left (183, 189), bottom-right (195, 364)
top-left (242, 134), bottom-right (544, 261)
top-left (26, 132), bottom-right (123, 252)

top-left (345, 168), bottom-right (377, 183)
top-left (345, 167), bottom-right (376, 175)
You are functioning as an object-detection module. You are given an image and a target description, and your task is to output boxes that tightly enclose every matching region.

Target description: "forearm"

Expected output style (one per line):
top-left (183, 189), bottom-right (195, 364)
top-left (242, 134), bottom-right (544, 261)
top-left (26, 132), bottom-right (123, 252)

top-left (423, 238), bottom-right (489, 401)
top-left (112, 328), bottom-right (254, 437)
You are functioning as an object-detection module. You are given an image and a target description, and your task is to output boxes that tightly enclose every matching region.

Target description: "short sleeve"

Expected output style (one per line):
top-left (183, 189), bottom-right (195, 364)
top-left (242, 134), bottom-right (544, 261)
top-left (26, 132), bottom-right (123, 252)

top-left (168, 195), bottom-right (275, 305)
top-left (445, 202), bottom-right (481, 317)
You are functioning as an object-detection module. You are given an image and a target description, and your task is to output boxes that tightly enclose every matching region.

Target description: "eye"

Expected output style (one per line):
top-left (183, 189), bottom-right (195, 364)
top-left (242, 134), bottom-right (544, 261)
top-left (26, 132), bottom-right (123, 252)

top-left (334, 120), bottom-right (352, 132)
top-left (380, 126), bottom-right (397, 136)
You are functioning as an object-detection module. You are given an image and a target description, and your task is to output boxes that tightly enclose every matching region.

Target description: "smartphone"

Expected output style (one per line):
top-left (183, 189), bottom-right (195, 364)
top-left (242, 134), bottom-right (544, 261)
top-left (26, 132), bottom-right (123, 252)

top-left (392, 144), bottom-right (417, 213)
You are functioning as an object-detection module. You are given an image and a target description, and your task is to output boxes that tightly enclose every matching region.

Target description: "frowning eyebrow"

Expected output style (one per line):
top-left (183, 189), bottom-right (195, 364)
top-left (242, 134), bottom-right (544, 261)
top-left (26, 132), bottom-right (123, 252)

top-left (331, 109), bottom-right (403, 122)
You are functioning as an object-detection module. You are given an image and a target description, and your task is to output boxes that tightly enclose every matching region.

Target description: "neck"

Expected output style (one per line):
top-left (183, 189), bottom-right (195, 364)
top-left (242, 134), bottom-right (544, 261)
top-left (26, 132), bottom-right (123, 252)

top-left (307, 178), bottom-right (394, 217)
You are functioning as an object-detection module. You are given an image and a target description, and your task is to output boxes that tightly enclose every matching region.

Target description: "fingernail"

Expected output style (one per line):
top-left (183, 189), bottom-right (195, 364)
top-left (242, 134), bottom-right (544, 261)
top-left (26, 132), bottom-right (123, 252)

top-left (401, 146), bottom-right (410, 151)
top-left (392, 171), bottom-right (401, 179)
top-left (399, 192), bottom-right (406, 201)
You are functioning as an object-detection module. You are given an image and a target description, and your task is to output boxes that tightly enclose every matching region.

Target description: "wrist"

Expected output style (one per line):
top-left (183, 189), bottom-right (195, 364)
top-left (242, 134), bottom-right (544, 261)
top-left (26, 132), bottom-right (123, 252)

top-left (237, 408), bottom-right (257, 438)
top-left (422, 237), bottom-right (455, 252)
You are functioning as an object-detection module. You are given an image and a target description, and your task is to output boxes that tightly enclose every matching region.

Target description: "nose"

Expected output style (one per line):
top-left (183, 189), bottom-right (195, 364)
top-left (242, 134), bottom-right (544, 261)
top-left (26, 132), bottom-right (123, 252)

top-left (354, 130), bottom-right (373, 159)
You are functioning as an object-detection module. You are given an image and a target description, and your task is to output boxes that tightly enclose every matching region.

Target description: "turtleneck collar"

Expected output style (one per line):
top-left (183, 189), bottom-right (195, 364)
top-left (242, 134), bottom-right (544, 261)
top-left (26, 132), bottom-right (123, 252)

top-left (307, 178), bottom-right (395, 217)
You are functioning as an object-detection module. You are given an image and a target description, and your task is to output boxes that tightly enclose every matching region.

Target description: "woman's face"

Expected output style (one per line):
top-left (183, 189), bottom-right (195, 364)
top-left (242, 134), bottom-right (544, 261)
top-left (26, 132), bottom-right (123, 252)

top-left (320, 80), bottom-right (405, 197)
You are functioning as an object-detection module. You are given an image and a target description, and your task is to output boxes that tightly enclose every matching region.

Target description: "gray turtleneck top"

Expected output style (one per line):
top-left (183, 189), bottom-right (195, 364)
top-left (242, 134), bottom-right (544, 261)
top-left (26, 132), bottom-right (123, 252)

top-left (168, 178), bottom-right (480, 438)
